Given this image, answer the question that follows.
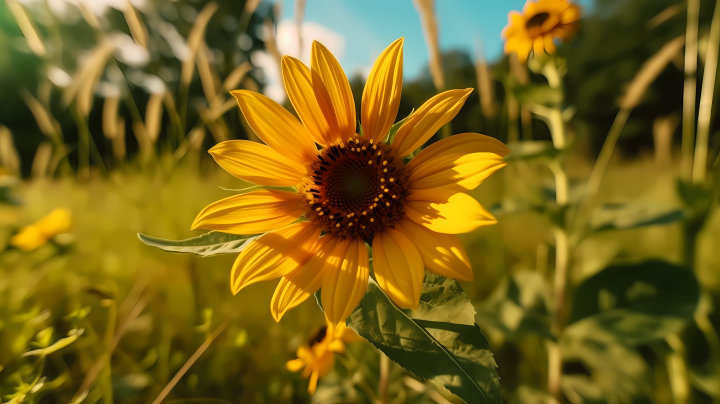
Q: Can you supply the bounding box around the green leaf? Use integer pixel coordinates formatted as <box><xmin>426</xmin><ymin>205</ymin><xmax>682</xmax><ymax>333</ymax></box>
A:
<box><xmin>565</xmin><ymin>260</ymin><xmax>700</xmax><ymax>344</ymax></box>
<box><xmin>588</xmin><ymin>203</ymin><xmax>685</xmax><ymax>233</ymax></box>
<box><xmin>384</xmin><ymin>109</ymin><xmax>414</xmax><ymax>144</ymax></box>
<box><xmin>137</xmin><ymin>231</ymin><xmax>258</xmax><ymax>257</ymax></box>
<box><xmin>475</xmin><ymin>271</ymin><xmax>553</xmax><ymax>340</ymax></box>
<box><xmin>560</xmin><ymin>338</ymin><xmax>652</xmax><ymax>402</ymax></box>
<box><xmin>23</xmin><ymin>328</ymin><xmax>84</xmax><ymax>357</ymax></box>
<box><xmin>347</xmin><ymin>272</ymin><xmax>502</xmax><ymax>404</ymax></box>
<box><xmin>505</xmin><ymin>141</ymin><xmax>559</xmax><ymax>161</ymax></box>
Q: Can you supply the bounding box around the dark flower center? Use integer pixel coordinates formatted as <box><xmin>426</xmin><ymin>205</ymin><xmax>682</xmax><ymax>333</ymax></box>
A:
<box><xmin>526</xmin><ymin>12</ymin><xmax>551</xmax><ymax>29</ymax></box>
<box><xmin>299</xmin><ymin>135</ymin><xmax>409</xmax><ymax>241</ymax></box>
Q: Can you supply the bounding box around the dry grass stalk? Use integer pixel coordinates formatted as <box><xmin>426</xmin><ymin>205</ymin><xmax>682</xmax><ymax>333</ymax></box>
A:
<box><xmin>20</xmin><ymin>89</ymin><xmax>60</xmax><ymax>140</ymax></box>
<box><xmin>189</xmin><ymin>127</ymin><xmax>206</xmax><ymax>151</ymax></box>
<box><xmin>64</xmin><ymin>42</ymin><xmax>116</xmax><ymax>115</ymax></box>
<box><xmin>102</xmin><ymin>96</ymin><xmax>120</xmax><ymax>139</ymax></box>
<box><xmin>681</xmin><ymin>0</ymin><xmax>700</xmax><ymax>180</ymax></box>
<box><xmin>78</xmin><ymin>1</ymin><xmax>101</xmax><ymax>30</ymax></box>
<box><xmin>113</xmin><ymin>119</ymin><xmax>127</xmax><ymax>162</ymax></box>
<box><xmin>132</xmin><ymin>121</ymin><xmax>152</xmax><ymax>153</ymax></box>
<box><xmin>413</xmin><ymin>0</ymin><xmax>444</xmax><ymax>91</ymax></box>
<box><xmin>6</xmin><ymin>0</ymin><xmax>46</xmax><ymax>56</ymax></box>
<box><xmin>222</xmin><ymin>62</ymin><xmax>252</xmax><ymax>93</ymax></box>
<box><xmin>692</xmin><ymin>0</ymin><xmax>720</xmax><ymax>183</ymax></box>
<box><xmin>474</xmin><ymin>47</ymin><xmax>497</xmax><ymax>119</ymax></box>
<box><xmin>145</xmin><ymin>92</ymin><xmax>165</xmax><ymax>143</ymax></box>
<box><xmin>647</xmin><ymin>3</ymin><xmax>685</xmax><ymax>29</ymax></box>
<box><xmin>295</xmin><ymin>0</ymin><xmax>307</xmax><ymax>56</ymax></box>
<box><xmin>196</xmin><ymin>42</ymin><xmax>219</xmax><ymax>104</ymax></box>
<box><xmin>181</xmin><ymin>2</ymin><xmax>219</xmax><ymax>86</ymax></box>
<box><xmin>204</xmin><ymin>99</ymin><xmax>237</xmax><ymax>122</ymax></box>
<box><xmin>244</xmin><ymin>0</ymin><xmax>262</xmax><ymax>15</ymax></box>
<box><xmin>582</xmin><ymin>36</ymin><xmax>687</xmax><ymax>219</ymax></box>
<box><xmin>653</xmin><ymin>114</ymin><xmax>680</xmax><ymax>165</ymax></box>
<box><xmin>263</xmin><ymin>18</ymin><xmax>282</xmax><ymax>71</ymax></box>
<box><xmin>150</xmin><ymin>318</ymin><xmax>230</xmax><ymax>404</ymax></box>
<box><xmin>0</xmin><ymin>126</ymin><xmax>20</xmax><ymax>174</ymax></box>
<box><xmin>203</xmin><ymin>116</ymin><xmax>229</xmax><ymax>143</ymax></box>
<box><xmin>31</xmin><ymin>142</ymin><xmax>52</xmax><ymax>179</ymax></box>
<box><xmin>620</xmin><ymin>35</ymin><xmax>685</xmax><ymax>109</ymax></box>
<box><xmin>123</xmin><ymin>0</ymin><xmax>148</xmax><ymax>48</ymax></box>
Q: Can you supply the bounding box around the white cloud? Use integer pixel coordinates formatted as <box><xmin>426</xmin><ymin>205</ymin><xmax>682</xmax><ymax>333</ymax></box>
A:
<box><xmin>276</xmin><ymin>19</ymin><xmax>345</xmax><ymax>66</ymax></box>
<box><xmin>250</xmin><ymin>51</ymin><xmax>285</xmax><ymax>103</ymax></box>
<box><xmin>251</xmin><ymin>20</ymin><xmax>345</xmax><ymax>103</ymax></box>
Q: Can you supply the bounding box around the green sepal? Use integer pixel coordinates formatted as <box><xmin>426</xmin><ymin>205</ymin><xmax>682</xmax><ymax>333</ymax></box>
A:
<box><xmin>384</xmin><ymin>109</ymin><xmax>414</xmax><ymax>145</ymax></box>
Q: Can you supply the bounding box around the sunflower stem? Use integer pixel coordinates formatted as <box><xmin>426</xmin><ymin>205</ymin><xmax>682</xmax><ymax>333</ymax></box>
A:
<box><xmin>379</xmin><ymin>351</ymin><xmax>390</xmax><ymax>403</ymax></box>
<box><xmin>538</xmin><ymin>56</ymin><xmax>570</xmax><ymax>402</ymax></box>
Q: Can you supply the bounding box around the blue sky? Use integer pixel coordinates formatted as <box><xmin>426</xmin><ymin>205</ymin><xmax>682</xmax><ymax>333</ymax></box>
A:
<box><xmin>279</xmin><ymin>0</ymin><xmax>594</xmax><ymax>80</ymax></box>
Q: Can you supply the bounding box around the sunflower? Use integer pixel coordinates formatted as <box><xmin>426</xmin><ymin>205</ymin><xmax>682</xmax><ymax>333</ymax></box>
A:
<box><xmin>286</xmin><ymin>323</ymin><xmax>360</xmax><ymax>395</ymax></box>
<box><xmin>192</xmin><ymin>38</ymin><xmax>509</xmax><ymax>333</ymax></box>
<box><xmin>11</xmin><ymin>208</ymin><xmax>72</xmax><ymax>252</ymax></box>
<box><xmin>502</xmin><ymin>0</ymin><xmax>581</xmax><ymax>62</ymax></box>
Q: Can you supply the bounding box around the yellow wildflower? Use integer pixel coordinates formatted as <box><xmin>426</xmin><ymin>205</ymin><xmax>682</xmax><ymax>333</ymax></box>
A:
<box><xmin>11</xmin><ymin>208</ymin><xmax>72</xmax><ymax>251</ymax></box>
<box><xmin>503</xmin><ymin>0</ymin><xmax>581</xmax><ymax>62</ymax></box>
<box><xmin>286</xmin><ymin>323</ymin><xmax>359</xmax><ymax>395</ymax></box>
<box><xmin>193</xmin><ymin>38</ymin><xmax>509</xmax><ymax>332</ymax></box>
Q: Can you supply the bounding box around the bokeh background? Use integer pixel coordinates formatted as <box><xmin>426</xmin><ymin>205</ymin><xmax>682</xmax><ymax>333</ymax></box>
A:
<box><xmin>0</xmin><ymin>0</ymin><xmax>719</xmax><ymax>403</ymax></box>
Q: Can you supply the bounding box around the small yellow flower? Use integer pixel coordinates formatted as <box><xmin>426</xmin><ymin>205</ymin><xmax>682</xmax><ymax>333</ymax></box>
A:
<box><xmin>502</xmin><ymin>0</ymin><xmax>581</xmax><ymax>62</ymax></box>
<box><xmin>11</xmin><ymin>208</ymin><xmax>72</xmax><ymax>252</ymax></box>
<box><xmin>286</xmin><ymin>323</ymin><xmax>359</xmax><ymax>395</ymax></box>
<box><xmin>193</xmin><ymin>38</ymin><xmax>509</xmax><ymax>332</ymax></box>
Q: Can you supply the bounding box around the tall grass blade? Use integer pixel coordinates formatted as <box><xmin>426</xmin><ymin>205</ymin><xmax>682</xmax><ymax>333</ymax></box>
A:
<box><xmin>681</xmin><ymin>0</ymin><xmax>700</xmax><ymax>180</ymax></box>
<box><xmin>692</xmin><ymin>0</ymin><xmax>720</xmax><ymax>183</ymax></box>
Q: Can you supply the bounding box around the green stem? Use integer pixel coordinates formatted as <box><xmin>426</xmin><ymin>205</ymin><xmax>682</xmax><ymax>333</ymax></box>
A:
<box><xmin>548</xmin><ymin>226</ymin><xmax>569</xmax><ymax>400</ymax></box>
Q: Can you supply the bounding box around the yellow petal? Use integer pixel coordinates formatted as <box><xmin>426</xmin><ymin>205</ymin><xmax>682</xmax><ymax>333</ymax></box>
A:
<box><xmin>230</xmin><ymin>222</ymin><xmax>323</xmax><ymax>294</ymax></box>
<box><xmin>281</xmin><ymin>56</ymin><xmax>340</xmax><ymax>146</ymax></box>
<box><xmin>327</xmin><ymin>339</ymin><xmax>345</xmax><ymax>353</ymax></box>
<box><xmin>36</xmin><ymin>208</ymin><xmax>72</xmax><ymax>236</ymax></box>
<box><xmin>321</xmin><ymin>237</ymin><xmax>369</xmax><ymax>330</ymax></box>
<box><xmin>10</xmin><ymin>226</ymin><xmax>47</xmax><ymax>252</ymax></box>
<box><xmin>209</xmin><ymin>140</ymin><xmax>306</xmax><ymax>186</ymax></box>
<box><xmin>230</xmin><ymin>90</ymin><xmax>317</xmax><ymax>165</ymax></box>
<box><xmin>533</xmin><ymin>36</ymin><xmax>545</xmax><ymax>56</ymax></box>
<box><xmin>191</xmin><ymin>190</ymin><xmax>304</xmax><ymax>235</ymax></box>
<box><xmin>392</xmin><ymin>89</ymin><xmax>474</xmax><ymax>157</ymax></box>
<box><xmin>270</xmin><ymin>236</ymin><xmax>339</xmax><ymax>322</ymax></box>
<box><xmin>362</xmin><ymin>38</ymin><xmax>404</xmax><ymax>143</ymax></box>
<box><xmin>311</xmin><ymin>41</ymin><xmax>356</xmax><ymax>140</ymax></box>
<box><xmin>308</xmin><ymin>371</ymin><xmax>319</xmax><ymax>395</ymax></box>
<box><xmin>394</xmin><ymin>218</ymin><xmax>473</xmax><ymax>281</ymax></box>
<box><xmin>405</xmin><ymin>188</ymin><xmax>496</xmax><ymax>234</ymax></box>
<box><xmin>561</xmin><ymin>4</ymin><xmax>581</xmax><ymax>24</ymax></box>
<box><xmin>286</xmin><ymin>358</ymin><xmax>306</xmax><ymax>372</ymax></box>
<box><xmin>372</xmin><ymin>229</ymin><xmax>425</xmax><ymax>309</ymax></box>
<box><xmin>543</xmin><ymin>35</ymin><xmax>557</xmax><ymax>55</ymax></box>
<box><xmin>407</xmin><ymin>133</ymin><xmax>509</xmax><ymax>192</ymax></box>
